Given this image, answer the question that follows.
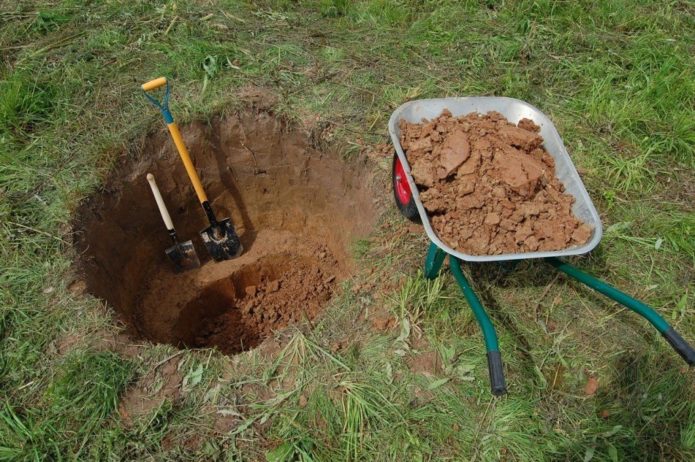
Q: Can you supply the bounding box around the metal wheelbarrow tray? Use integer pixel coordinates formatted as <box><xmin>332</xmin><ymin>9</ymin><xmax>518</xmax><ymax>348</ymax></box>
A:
<box><xmin>388</xmin><ymin>97</ymin><xmax>695</xmax><ymax>395</ymax></box>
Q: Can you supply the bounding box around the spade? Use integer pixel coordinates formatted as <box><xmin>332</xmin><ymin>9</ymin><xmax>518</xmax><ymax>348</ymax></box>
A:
<box><xmin>146</xmin><ymin>173</ymin><xmax>201</xmax><ymax>271</ymax></box>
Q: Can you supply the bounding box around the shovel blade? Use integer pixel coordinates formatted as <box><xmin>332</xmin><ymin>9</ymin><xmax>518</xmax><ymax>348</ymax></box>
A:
<box><xmin>165</xmin><ymin>240</ymin><xmax>201</xmax><ymax>272</ymax></box>
<box><xmin>200</xmin><ymin>218</ymin><xmax>243</xmax><ymax>261</ymax></box>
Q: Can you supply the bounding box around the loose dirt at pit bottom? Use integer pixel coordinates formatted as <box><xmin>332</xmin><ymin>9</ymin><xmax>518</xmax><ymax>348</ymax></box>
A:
<box><xmin>177</xmin><ymin>251</ymin><xmax>337</xmax><ymax>354</ymax></box>
<box><xmin>400</xmin><ymin>110</ymin><xmax>592</xmax><ymax>255</ymax></box>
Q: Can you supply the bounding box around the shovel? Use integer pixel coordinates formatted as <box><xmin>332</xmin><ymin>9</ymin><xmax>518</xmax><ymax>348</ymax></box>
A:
<box><xmin>146</xmin><ymin>173</ymin><xmax>201</xmax><ymax>271</ymax></box>
<box><xmin>142</xmin><ymin>77</ymin><xmax>243</xmax><ymax>261</ymax></box>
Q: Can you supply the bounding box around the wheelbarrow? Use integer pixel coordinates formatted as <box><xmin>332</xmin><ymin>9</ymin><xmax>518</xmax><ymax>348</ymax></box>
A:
<box><xmin>389</xmin><ymin>97</ymin><xmax>695</xmax><ymax>396</ymax></box>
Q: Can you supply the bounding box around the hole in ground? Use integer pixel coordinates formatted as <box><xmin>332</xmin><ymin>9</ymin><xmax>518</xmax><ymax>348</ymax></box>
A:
<box><xmin>74</xmin><ymin>110</ymin><xmax>379</xmax><ymax>354</ymax></box>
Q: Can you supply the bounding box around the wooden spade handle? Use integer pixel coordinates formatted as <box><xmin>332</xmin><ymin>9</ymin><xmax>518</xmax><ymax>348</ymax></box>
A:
<box><xmin>146</xmin><ymin>173</ymin><xmax>175</xmax><ymax>231</ymax></box>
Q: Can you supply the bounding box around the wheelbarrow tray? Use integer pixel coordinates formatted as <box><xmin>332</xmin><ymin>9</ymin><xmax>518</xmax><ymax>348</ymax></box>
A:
<box><xmin>388</xmin><ymin>97</ymin><xmax>603</xmax><ymax>262</ymax></box>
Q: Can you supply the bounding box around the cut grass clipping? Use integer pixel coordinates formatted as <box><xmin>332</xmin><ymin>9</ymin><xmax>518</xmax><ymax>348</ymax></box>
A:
<box><xmin>1</xmin><ymin>1</ymin><xmax>694</xmax><ymax>461</ymax></box>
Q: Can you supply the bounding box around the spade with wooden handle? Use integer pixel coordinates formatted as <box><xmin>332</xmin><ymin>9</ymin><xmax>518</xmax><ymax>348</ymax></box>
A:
<box><xmin>146</xmin><ymin>173</ymin><xmax>201</xmax><ymax>272</ymax></box>
<box><xmin>142</xmin><ymin>77</ymin><xmax>242</xmax><ymax>261</ymax></box>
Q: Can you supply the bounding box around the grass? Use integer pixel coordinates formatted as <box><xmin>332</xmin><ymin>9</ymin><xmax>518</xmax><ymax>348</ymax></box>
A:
<box><xmin>1</xmin><ymin>0</ymin><xmax>694</xmax><ymax>460</ymax></box>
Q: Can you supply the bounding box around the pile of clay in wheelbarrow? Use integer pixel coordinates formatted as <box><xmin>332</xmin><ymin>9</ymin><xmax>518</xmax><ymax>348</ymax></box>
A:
<box><xmin>399</xmin><ymin>110</ymin><xmax>593</xmax><ymax>255</ymax></box>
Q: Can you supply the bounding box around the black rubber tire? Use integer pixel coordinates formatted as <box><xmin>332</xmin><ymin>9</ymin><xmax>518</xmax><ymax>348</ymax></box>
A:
<box><xmin>392</xmin><ymin>153</ymin><xmax>421</xmax><ymax>223</ymax></box>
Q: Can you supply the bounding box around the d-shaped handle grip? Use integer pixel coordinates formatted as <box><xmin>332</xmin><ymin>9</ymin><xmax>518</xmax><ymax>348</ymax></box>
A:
<box><xmin>142</xmin><ymin>77</ymin><xmax>167</xmax><ymax>91</ymax></box>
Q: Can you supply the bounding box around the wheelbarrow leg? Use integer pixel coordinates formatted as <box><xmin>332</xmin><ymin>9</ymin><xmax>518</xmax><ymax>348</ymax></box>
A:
<box><xmin>424</xmin><ymin>243</ymin><xmax>446</xmax><ymax>279</ymax></box>
<box><xmin>546</xmin><ymin>257</ymin><xmax>695</xmax><ymax>366</ymax></box>
<box><xmin>450</xmin><ymin>257</ymin><xmax>507</xmax><ymax>396</ymax></box>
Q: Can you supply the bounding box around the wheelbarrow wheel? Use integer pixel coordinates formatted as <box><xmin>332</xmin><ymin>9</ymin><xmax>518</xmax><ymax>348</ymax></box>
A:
<box><xmin>392</xmin><ymin>153</ymin><xmax>420</xmax><ymax>223</ymax></box>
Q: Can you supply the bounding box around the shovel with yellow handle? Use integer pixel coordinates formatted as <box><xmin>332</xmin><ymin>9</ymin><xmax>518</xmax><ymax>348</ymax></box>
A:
<box><xmin>142</xmin><ymin>77</ymin><xmax>242</xmax><ymax>261</ymax></box>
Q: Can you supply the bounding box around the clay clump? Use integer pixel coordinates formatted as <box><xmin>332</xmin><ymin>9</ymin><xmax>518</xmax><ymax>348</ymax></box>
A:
<box><xmin>185</xmin><ymin>253</ymin><xmax>336</xmax><ymax>354</ymax></box>
<box><xmin>399</xmin><ymin>110</ymin><xmax>592</xmax><ymax>255</ymax></box>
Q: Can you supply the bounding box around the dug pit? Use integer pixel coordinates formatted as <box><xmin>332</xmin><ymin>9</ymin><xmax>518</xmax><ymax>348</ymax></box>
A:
<box><xmin>74</xmin><ymin>111</ymin><xmax>378</xmax><ymax>354</ymax></box>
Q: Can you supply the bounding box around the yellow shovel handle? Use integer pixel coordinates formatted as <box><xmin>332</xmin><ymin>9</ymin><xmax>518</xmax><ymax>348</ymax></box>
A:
<box><xmin>141</xmin><ymin>77</ymin><xmax>208</xmax><ymax>205</ymax></box>
<box><xmin>166</xmin><ymin>122</ymin><xmax>208</xmax><ymax>204</ymax></box>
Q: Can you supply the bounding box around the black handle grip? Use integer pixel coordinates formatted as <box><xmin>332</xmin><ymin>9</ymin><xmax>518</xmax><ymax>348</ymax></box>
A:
<box><xmin>486</xmin><ymin>351</ymin><xmax>507</xmax><ymax>396</ymax></box>
<box><xmin>662</xmin><ymin>327</ymin><xmax>695</xmax><ymax>366</ymax></box>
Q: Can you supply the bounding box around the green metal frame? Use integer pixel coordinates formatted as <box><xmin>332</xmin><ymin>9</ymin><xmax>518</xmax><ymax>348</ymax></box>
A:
<box><xmin>424</xmin><ymin>243</ymin><xmax>446</xmax><ymax>279</ymax></box>
<box><xmin>424</xmin><ymin>243</ymin><xmax>500</xmax><ymax>353</ymax></box>
<box><xmin>422</xmin><ymin>243</ymin><xmax>694</xmax><ymax>396</ymax></box>
<box><xmin>546</xmin><ymin>258</ymin><xmax>668</xmax><ymax>332</ymax></box>
<box><xmin>449</xmin><ymin>258</ymin><xmax>499</xmax><ymax>352</ymax></box>
<box><xmin>424</xmin><ymin>243</ymin><xmax>507</xmax><ymax>395</ymax></box>
<box><xmin>546</xmin><ymin>257</ymin><xmax>694</xmax><ymax>365</ymax></box>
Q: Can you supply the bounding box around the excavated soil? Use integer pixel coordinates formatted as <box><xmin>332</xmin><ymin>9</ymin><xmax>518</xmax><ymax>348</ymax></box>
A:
<box><xmin>74</xmin><ymin>110</ymin><xmax>378</xmax><ymax>354</ymax></box>
<box><xmin>175</xmin><ymin>252</ymin><xmax>336</xmax><ymax>354</ymax></box>
<box><xmin>400</xmin><ymin>110</ymin><xmax>592</xmax><ymax>255</ymax></box>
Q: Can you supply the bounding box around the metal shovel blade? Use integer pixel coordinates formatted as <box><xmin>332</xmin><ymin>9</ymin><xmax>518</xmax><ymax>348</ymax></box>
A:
<box><xmin>200</xmin><ymin>218</ymin><xmax>243</xmax><ymax>261</ymax></box>
<box><xmin>165</xmin><ymin>240</ymin><xmax>201</xmax><ymax>272</ymax></box>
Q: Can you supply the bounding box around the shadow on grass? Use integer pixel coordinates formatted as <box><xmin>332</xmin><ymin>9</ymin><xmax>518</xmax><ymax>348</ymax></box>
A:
<box><xmin>465</xmin><ymin>245</ymin><xmax>611</xmax><ymax>290</ymax></box>
<box><xmin>469</xmin><ymin>271</ymin><xmax>540</xmax><ymax>386</ymax></box>
<box><xmin>465</xmin><ymin>246</ymin><xmax>669</xmax><ymax>349</ymax></box>
<box><xmin>456</xmin><ymin>246</ymin><xmax>678</xmax><ymax>390</ymax></box>
<box><xmin>550</xmin><ymin>352</ymin><xmax>695</xmax><ymax>461</ymax></box>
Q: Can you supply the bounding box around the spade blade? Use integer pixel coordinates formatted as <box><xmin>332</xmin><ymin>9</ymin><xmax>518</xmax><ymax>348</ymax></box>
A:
<box><xmin>165</xmin><ymin>240</ymin><xmax>201</xmax><ymax>272</ymax></box>
<box><xmin>200</xmin><ymin>218</ymin><xmax>243</xmax><ymax>261</ymax></box>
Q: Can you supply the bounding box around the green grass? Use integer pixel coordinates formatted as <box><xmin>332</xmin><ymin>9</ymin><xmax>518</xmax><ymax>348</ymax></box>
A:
<box><xmin>1</xmin><ymin>351</ymin><xmax>134</xmax><ymax>460</ymax></box>
<box><xmin>1</xmin><ymin>0</ymin><xmax>694</xmax><ymax>460</ymax></box>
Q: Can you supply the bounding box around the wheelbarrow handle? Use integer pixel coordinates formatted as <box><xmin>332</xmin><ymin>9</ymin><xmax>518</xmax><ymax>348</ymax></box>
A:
<box><xmin>662</xmin><ymin>328</ymin><xmax>695</xmax><ymax>366</ymax></box>
<box><xmin>486</xmin><ymin>351</ymin><xmax>506</xmax><ymax>396</ymax></box>
<box><xmin>547</xmin><ymin>257</ymin><xmax>695</xmax><ymax>366</ymax></box>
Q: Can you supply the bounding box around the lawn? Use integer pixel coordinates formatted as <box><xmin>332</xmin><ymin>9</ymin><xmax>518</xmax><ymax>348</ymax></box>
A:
<box><xmin>1</xmin><ymin>1</ymin><xmax>694</xmax><ymax>460</ymax></box>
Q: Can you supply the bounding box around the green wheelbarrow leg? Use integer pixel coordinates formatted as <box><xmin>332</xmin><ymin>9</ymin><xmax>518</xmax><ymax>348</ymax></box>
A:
<box><xmin>450</xmin><ymin>257</ymin><xmax>507</xmax><ymax>396</ymax></box>
<box><xmin>547</xmin><ymin>257</ymin><xmax>695</xmax><ymax>366</ymax></box>
<box><xmin>424</xmin><ymin>243</ymin><xmax>446</xmax><ymax>279</ymax></box>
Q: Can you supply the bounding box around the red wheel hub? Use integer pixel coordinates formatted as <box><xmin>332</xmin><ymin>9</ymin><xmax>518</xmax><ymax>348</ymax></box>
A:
<box><xmin>394</xmin><ymin>156</ymin><xmax>413</xmax><ymax>204</ymax></box>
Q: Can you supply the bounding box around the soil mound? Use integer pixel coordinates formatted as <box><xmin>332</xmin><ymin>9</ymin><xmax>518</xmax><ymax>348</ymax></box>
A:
<box><xmin>74</xmin><ymin>111</ymin><xmax>379</xmax><ymax>354</ymax></box>
<box><xmin>399</xmin><ymin>110</ymin><xmax>592</xmax><ymax>255</ymax></box>
<box><xmin>177</xmin><ymin>253</ymin><xmax>335</xmax><ymax>354</ymax></box>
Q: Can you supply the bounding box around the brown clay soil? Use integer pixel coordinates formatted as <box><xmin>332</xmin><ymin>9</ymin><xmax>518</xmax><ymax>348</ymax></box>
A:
<box><xmin>400</xmin><ymin>110</ymin><xmax>592</xmax><ymax>255</ymax></box>
<box><xmin>74</xmin><ymin>109</ymin><xmax>379</xmax><ymax>354</ymax></box>
<box><xmin>176</xmin><ymin>252</ymin><xmax>337</xmax><ymax>354</ymax></box>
